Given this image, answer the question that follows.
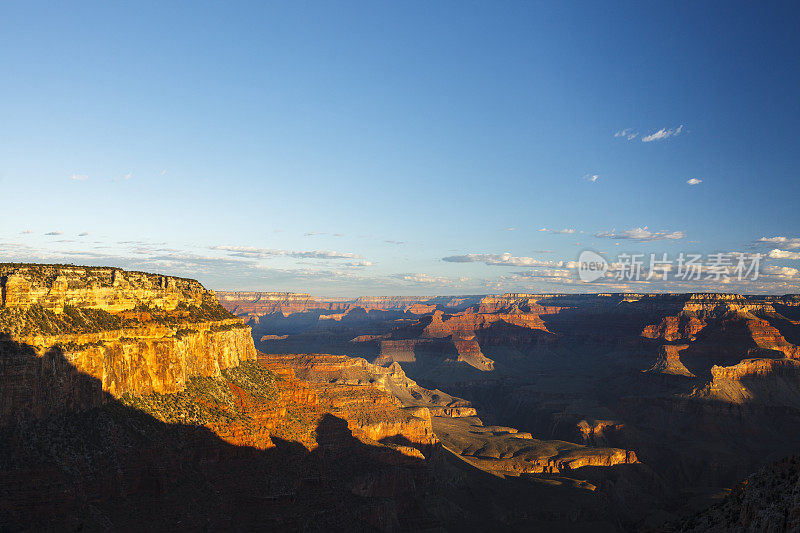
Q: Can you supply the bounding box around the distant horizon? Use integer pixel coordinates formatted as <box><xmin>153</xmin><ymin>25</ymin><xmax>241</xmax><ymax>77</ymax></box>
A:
<box><xmin>215</xmin><ymin>289</ymin><xmax>800</xmax><ymax>298</ymax></box>
<box><xmin>5</xmin><ymin>260</ymin><xmax>800</xmax><ymax>297</ymax></box>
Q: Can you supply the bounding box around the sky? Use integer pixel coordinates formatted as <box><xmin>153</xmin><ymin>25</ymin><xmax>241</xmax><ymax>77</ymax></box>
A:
<box><xmin>1</xmin><ymin>1</ymin><xmax>799</xmax><ymax>296</ymax></box>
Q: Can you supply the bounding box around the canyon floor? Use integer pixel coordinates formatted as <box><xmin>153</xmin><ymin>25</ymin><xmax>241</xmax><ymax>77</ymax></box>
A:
<box><xmin>1</xmin><ymin>265</ymin><xmax>799</xmax><ymax>531</ymax></box>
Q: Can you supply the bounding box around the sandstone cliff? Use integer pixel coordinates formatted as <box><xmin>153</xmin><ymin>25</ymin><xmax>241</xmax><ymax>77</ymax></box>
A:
<box><xmin>1</xmin><ymin>263</ymin><xmax>211</xmax><ymax>313</ymax></box>
<box><xmin>0</xmin><ymin>264</ymin><xmax>256</xmax><ymax>423</ymax></box>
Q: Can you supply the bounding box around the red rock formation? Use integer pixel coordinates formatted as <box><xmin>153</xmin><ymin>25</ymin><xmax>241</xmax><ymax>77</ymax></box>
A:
<box><xmin>642</xmin><ymin>315</ymin><xmax>707</xmax><ymax>341</ymax></box>
<box><xmin>421</xmin><ymin>309</ymin><xmax>550</xmax><ymax>339</ymax></box>
<box><xmin>576</xmin><ymin>419</ymin><xmax>626</xmax><ymax>447</ymax></box>
<box><xmin>646</xmin><ymin>344</ymin><xmax>695</xmax><ymax>377</ymax></box>
<box><xmin>452</xmin><ymin>337</ymin><xmax>494</xmax><ymax>371</ymax></box>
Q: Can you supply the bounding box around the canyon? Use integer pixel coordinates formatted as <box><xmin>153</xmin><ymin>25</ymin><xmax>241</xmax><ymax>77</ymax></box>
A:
<box><xmin>0</xmin><ymin>265</ymin><xmax>643</xmax><ymax>531</ymax></box>
<box><xmin>2</xmin><ymin>267</ymin><xmax>799</xmax><ymax>531</ymax></box>
<box><xmin>223</xmin><ymin>289</ymin><xmax>800</xmax><ymax>529</ymax></box>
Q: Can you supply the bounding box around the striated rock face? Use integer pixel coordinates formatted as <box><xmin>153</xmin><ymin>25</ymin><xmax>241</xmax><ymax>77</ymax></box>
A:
<box><xmin>744</xmin><ymin>317</ymin><xmax>800</xmax><ymax>359</ymax></box>
<box><xmin>1</xmin><ymin>264</ymin><xmax>210</xmax><ymax>313</ymax></box>
<box><xmin>691</xmin><ymin>358</ymin><xmax>800</xmax><ymax>406</ymax></box>
<box><xmin>0</xmin><ymin>321</ymin><xmax>257</xmax><ymax>423</ymax></box>
<box><xmin>642</xmin><ymin>315</ymin><xmax>707</xmax><ymax>342</ymax></box>
<box><xmin>0</xmin><ymin>264</ymin><xmax>256</xmax><ymax>423</ymax></box>
<box><xmin>257</xmin><ymin>353</ymin><xmax>441</xmax><ymax>451</ymax></box>
<box><xmin>421</xmin><ymin>309</ymin><xmax>549</xmax><ymax>339</ymax></box>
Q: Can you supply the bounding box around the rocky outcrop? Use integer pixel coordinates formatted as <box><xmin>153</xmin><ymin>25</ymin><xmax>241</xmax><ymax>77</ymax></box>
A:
<box><xmin>422</xmin><ymin>309</ymin><xmax>550</xmax><ymax>338</ymax></box>
<box><xmin>647</xmin><ymin>345</ymin><xmax>696</xmax><ymax>377</ymax></box>
<box><xmin>744</xmin><ymin>317</ymin><xmax>800</xmax><ymax>358</ymax></box>
<box><xmin>0</xmin><ymin>264</ymin><xmax>256</xmax><ymax>423</ymax></box>
<box><xmin>681</xmin><ymin>293</ymin><xmax>776</xmax><ymax>314</ymax></box>
<box><xmin>691</xmin><ymin>358</ymin><xmax>800</xmax><ymax>406</ymax></box>
<box><xmin>642</xmin><ymin>315</ymin><xmax>707</xmax><ymax>342</ymax></box>
<box><xmin>642</xmin><ymin>305</ymin><xmax>800</xmax><ymax>363</ymax></box>
<box><xmin>258</xmin><ymin>354</ymin><xmax>441</xmax><ymax>451</ymax></box>
<box><xmin>1</xmin><ymin>320</ymin><xmax>256</xmax><ymax>417</ymax></box>
<box><xmin>452</xmin><ymin>337</ymin><xmax>494</xmax><ymax>371</ymax></box>
<box><xmin>366</xmin><ymin>308</ymin><xmax>555</xmax><ymax>371</ymax></box>
<box><xmin>257</xmin><ymin>353</ymin><xmax>474</xmax><ymax>414</ymax></box>
<box><xmin>433</xmin><ymin>415</ymin><xmax>637</xmax><ymax>475</ymax></box>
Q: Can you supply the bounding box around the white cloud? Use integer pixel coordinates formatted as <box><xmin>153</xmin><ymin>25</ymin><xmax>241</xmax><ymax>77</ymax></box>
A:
<box><xmin>392</xmin><ymin>273</ymin><xmax>461</xmax><ymax>285</ymax></box>
<box><xmin>759</xmin><ymin>236</ymin><xmax>800</xmax><ymax>249</ymax></box>
<box><xmin>512</xmin><ymin>269</ymin><xmax>572</xmax><ymax>279</ymax></box>
<box><xmin>595</xmin><ymin>226</ymin><xmax>685</xmax><ymax>241</ymax></box>
<box><xmin>343</xmin><ymin>261</ymin><xmax>373</xmax><ymax>268</ymax></box>
<box><xmin>642</xmin><ymin>124</ymin><xmax>683</xmax><ymax>142</ymax></box>
<box><xmin>212</xmin><ymin>245</ymin><xmax>363</xmax><ymax>260</ymax></box>
<box><xmin>538</xmin><ymin>228</ymin><xmax>576</xmax><ymax>234</ymax></box>
<box><xmin>70</xmin><ymin>174</ymin><xmax>88</xmax><ymax>181</ymax></box>
<box><xmin>763</xmin><ymin>265</ymin><xmax>800</xmax><ymax>279</ymax></box>
<box><xmin>686</xmin><ymin>178</ymin><xmax>702</xmax><ymax>185</ymax></box>
<box><xmin>614</xmin><ymin>128</ymin><xmax>639</xmax><ymax>140</ymax></box>
<box><xmin>768</xmin><ymin>249</ymin><xmax>800</xmax><ymax>260</ymax></box>
<box><xmin>442</xmin><ymin>253</ymin><xmax>564</xmax><ymax>267</ymax></box>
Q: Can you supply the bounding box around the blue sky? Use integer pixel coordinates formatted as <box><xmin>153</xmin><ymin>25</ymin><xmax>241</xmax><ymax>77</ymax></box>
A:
<box><xmin>1</xmin><ymin>1</ymin><xmax>799</xmax><ymax>295</ymax></box>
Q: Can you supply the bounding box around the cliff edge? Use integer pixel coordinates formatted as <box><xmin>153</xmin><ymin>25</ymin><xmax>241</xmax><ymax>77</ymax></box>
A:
<box><xmin>0</xmin><ymin>264</ymin><xmax>256</xmax><ymax>423</ymax></box>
